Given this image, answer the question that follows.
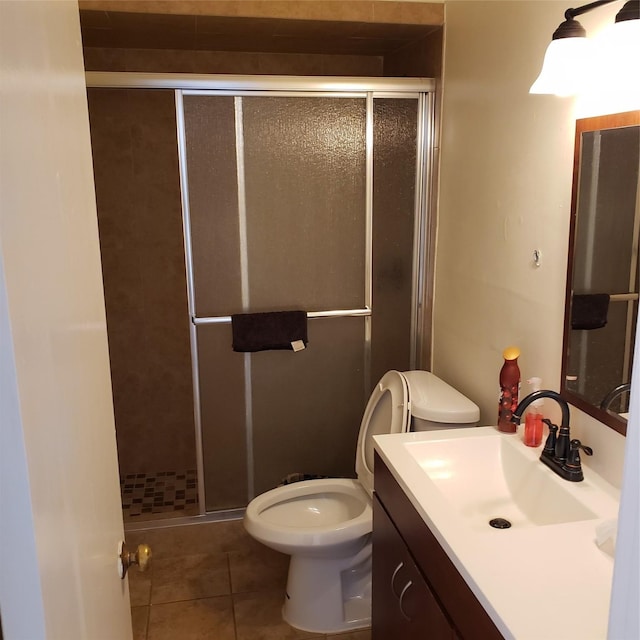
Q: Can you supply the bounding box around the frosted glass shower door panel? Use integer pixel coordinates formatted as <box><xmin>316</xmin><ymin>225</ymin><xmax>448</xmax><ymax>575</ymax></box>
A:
<box><xmin>241</xmin><ymin>97</ymin><xmax>367</xmax><ymax>311</ymax></box>
<box><xmin>371</xmin><ymin>98</ymin><xmax>419</xmax><ymax>385</ymax></box>
<box><xmin>180</xmin><ymin>91</ymin><xmax>428</xmax><ymax>511</ymax></box>
<box><xmin>182</xmin><ymin>95</ymin><xmax>243</xmax><ymax>317</ymax></box>
<box><xmin>196</xmin><ymin>323</ymin><xmax>248</xmax><ymax>511</ymax></box>
<box><xmin>251</xmin><ymin>317</ymin><xmax>367</xmax><ymax>495</ymax></box>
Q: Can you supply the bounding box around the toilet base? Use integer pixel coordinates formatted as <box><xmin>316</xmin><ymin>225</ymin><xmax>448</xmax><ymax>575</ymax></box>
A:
<box><xmin>282</xmin><ymin>538</ymin><xmax>372</xmax><ymax>634</ymax></box>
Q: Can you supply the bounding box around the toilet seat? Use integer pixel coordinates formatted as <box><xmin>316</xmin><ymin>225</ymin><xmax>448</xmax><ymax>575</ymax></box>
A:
<box><xmin>355</xmin><ymin>370</ymin><xmax>411</xmax><ymax>496</ymax></box>
<box><xmin>244</xmin><ymin>478</ymin><xmax>371</xmax><ymax>553</ymax></box>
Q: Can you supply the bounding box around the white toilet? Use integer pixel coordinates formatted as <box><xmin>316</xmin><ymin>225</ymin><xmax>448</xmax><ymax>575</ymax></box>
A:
<box><xmin>243</xmin><ymin>370</ymin><xmax>479</xmax><ymax>634</ymax></box>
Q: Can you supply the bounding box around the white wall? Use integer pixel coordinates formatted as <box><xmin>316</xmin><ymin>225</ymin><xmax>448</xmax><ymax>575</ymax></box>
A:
<box><xmin>436</xmin><ymin>0</ymin><xmax>574</xmax><ymax>422</ymax></box>
<box><xmin>436</xmin><ymin>2</ymin><xmax>638</xmax><ymax>637</ymax></box>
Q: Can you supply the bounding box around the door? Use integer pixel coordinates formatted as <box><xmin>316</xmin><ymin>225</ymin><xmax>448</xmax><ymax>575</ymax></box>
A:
<box><xmin>179</xmin><ymin>91</ymin><xmax>425</xmax><ymax>510</ymax></box>
<box><xmin>0</xmin><ymin>2</ymin><xmax>131</xmax><ymax>638</ymax></box>
<box><xmin>372</xmin><ymin>497</ymin><xmax>455</xmax><ymax>640</ymax></box>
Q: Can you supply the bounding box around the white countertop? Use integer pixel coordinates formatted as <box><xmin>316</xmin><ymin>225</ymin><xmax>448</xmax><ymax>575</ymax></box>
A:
<box><xmin>374</xmin><ymin>427</ymin><xmax>620</xmax><ymax>640</ymax></box>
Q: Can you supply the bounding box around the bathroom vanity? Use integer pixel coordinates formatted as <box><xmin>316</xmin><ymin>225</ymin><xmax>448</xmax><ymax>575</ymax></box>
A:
<box><xmin>373</xmin><ymin>452</ymin><xmax>501</xmax><ymax>639</ymax></box>
<box><xmin>373</xmin><ymin>428</ymin><xmax>620</xmax><ymax>639</ymax></box>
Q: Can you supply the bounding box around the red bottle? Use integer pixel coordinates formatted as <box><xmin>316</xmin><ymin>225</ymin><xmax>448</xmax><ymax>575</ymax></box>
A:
<box><xmin>498</xmin><ymin>346</ymin><xmax>520</xmax><ymax>433</ymax></box>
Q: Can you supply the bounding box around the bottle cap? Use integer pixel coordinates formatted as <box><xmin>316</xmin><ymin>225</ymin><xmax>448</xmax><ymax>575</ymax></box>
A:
<box><xmin>503</xmin><ymin>346</ymin><xmax>520</xmax><ymax>360</ymax></box>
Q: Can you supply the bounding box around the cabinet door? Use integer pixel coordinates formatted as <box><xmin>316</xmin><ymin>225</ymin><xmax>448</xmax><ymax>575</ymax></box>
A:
<box><xmin>373</xmin><ymin>496</ymin><xmax>455</xmax><ymax>640</ymax></box>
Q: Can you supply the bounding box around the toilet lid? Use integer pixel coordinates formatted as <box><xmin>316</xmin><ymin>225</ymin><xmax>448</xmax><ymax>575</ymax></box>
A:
<box><xmin>355</xmin><ymin>370</ymin><xmax>410</xmax><ymax>496</ymax></box>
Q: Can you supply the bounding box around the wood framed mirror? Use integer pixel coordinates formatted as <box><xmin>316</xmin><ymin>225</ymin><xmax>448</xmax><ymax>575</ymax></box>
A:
<box><xmin>561</xmin><ymin>110</ymin><xmax>640</xmax><ymax>436</ymax></box>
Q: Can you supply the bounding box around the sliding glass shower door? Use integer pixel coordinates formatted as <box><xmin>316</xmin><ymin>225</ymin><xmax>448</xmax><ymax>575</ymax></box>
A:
<box><xmin>179</xmin><ymin>89</ymin><xmax>428</xmax><ymax>512</ymax></box>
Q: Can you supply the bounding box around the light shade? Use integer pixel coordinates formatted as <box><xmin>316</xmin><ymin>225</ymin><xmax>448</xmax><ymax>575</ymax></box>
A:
<box><xmin>592</xmin><ymin>19</ymin><xmax>640</xmax><ymax>95</ymax></box>
<box><xmin>529</xmin><ymin>37</ymin><xmax>593</xmax><ymax>96</ymax></box>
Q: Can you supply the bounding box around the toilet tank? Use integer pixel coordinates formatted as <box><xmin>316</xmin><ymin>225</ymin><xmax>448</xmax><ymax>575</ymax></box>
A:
<box><xmin>403</xmin><ymin>371</ymin><xmax>480</xmax><ymax>431</ymax></box>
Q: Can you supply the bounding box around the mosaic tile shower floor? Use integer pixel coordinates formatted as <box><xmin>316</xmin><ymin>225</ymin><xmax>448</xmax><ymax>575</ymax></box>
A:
<box><xmin>120</xmin><ymin>470</ymin><xmax>199</xmax><ymax>521</ymax></box>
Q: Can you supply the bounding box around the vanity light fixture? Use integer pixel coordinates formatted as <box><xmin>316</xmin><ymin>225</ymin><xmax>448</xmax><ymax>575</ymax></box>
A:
<box><xmin>530</xmin><ymin>0</ymin><xmax>640</xmax><ymax>96</ymax></box>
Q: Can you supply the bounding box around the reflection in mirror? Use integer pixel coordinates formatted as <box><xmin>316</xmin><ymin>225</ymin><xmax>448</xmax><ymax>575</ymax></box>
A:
<box><xmin>561</xmin><ymin>111</ymin><xmax>640</xmax><ymax>436</ymax></box>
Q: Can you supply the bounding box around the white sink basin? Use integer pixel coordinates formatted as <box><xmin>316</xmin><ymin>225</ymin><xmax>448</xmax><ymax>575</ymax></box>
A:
<box><xmin>373</xmin><ymin>427</ymin><xmax>621</xmax><ymax>640</ymax></box>
<box><xmin>404</xmin><ymin>433</ymin><xmax>597</xmax><ymax>528</ymax></box>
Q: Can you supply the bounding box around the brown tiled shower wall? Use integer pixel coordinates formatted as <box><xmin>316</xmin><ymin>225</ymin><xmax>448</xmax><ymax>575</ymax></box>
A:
<box><xmin>80</xmin><ymin>2</ymin><xmax>443</xmax><ymax>78</ymax></box>
<box><xmin>84</xmin><ymin>47</ymin><xmax>386</xmax><ymax>76</ymax></box>
<box><xmin>83</xmin><ymin>39</ymin><xmax>442</xmax><ymax>79</ymax></box>
<box><xmin>88</xmin><ymin>88</ymin><xmax>197</xmax><ymax>479</ymax></box>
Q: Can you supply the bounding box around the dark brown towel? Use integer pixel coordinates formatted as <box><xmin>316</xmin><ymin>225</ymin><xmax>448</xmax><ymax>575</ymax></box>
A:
<box><xmin>231</xmin><ymin>310</ymin><xmax>308</xmax><ymax>352</ymax></box>
<box><xmin>571</xmin><ymin>294</ymin><xmax>610</xmax><ymax>330</ymax></box>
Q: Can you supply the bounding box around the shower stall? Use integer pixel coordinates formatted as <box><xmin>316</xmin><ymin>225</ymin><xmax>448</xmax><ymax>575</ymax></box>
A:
<box><xmin>86</xmin><ymin>73</ymin><xmax>436</xmax><ymax>523</ymax></box>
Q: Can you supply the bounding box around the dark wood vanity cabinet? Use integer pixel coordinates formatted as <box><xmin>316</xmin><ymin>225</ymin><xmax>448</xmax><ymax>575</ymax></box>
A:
<box><xmin>373</xmin><ymin>493</ymin><xmax>455</xmax><ymax>639</ymax></box>
<box><xmin>372</xmin><ymin>452</ymin><xmax>503</xmax><ymax>640</ymax></box>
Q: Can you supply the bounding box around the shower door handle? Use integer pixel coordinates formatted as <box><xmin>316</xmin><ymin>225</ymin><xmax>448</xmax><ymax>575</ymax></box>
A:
<box><xmin>118</xmin><ymin>541</ymin><xmax>152</xmax><ymax>579</ymax></box>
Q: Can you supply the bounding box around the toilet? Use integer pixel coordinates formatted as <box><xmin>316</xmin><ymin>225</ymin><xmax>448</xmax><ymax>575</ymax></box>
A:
<box><xmin>243</xmin><ymin>370</ymin><xmax>480</xmax><ymax>634</ymax></box>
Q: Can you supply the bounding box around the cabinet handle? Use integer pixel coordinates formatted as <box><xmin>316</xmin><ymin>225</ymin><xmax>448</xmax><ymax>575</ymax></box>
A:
<box><xmin>391</xmin><ymin>562</ymin><xmax>404</xmax><ymax>597</ymax></box>
<box><xmin>398</xmin><ymin>580</ymin><xmax>413</xmax><ymax>621</ymax></box>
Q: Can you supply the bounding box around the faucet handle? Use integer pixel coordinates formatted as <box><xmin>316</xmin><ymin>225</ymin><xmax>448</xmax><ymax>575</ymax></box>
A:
<box><xmin>570</xmin><ymin>439</ymin><xmax>593</xmax><ymax>456</ymax></box>
<box><xmin>565</xmin><ymin>438</ymin><xmax>593</xmax><ymax>472</ymax></box>
<box><xmin>541</xmin><ymin>419</ymin><xmax>558</xmax><ymax>456</ymax></box>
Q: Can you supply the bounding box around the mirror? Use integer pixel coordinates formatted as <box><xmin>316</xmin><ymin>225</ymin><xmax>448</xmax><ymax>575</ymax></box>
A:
<box><xmin>561</xmin><ymin>110</ymin><xmax>640</xmax><ymax>436</ymax></box>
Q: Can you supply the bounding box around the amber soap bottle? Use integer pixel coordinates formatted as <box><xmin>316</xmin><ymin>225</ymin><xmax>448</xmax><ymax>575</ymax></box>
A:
<box><xmin>498</xmin><ymin>346</ymin><xmax>521</xmax><ymax>433</ymax></box>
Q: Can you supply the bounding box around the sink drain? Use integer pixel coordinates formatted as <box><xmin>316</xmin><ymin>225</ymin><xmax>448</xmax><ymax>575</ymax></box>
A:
<box><xmin>489</xmin><ymin>517</ymin><xmax>512</xmax><ymax>529</ymax></box>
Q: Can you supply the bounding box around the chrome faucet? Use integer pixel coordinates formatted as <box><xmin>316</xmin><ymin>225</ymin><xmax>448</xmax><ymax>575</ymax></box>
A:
<box><xmin>511</xmin><ymin>390</ymin><xmax>593</xmax><ymax>482</ymax></box>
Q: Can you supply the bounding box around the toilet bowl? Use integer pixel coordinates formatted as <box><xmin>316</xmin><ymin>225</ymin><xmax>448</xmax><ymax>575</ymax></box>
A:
<box><xmin>243</xmin><ymin>369</ymin><xmax>479</xmax><ymax>634</ymax></box>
